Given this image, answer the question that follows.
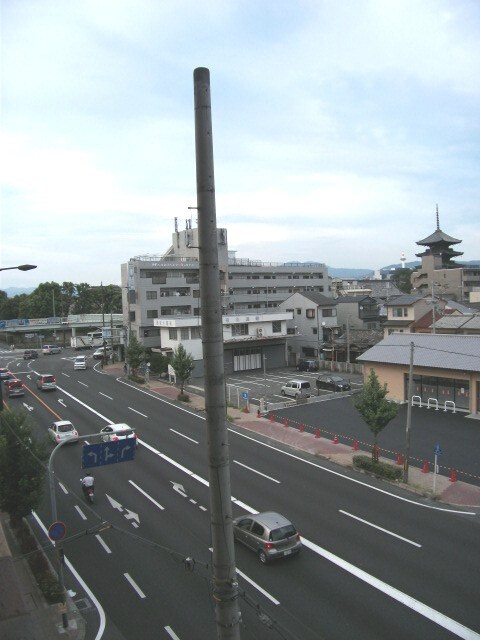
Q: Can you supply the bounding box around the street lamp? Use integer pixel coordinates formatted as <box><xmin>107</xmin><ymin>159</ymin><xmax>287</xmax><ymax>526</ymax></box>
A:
<box><xmin>0</xmin><ymin>264</ymin><xmax>37</xmax><ymax>272</ymax></box>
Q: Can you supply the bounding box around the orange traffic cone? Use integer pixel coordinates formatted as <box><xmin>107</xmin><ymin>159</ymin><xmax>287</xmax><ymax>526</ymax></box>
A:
<box><xmin>244</xmin><ymin>404</ymin><xmax>249</xmax><ymax>414</ymax></box>
<box><xmin>422</xmin><ymin>460</ymin><xmax>428</xmax><ymax>473</ymax></box>
<box><xmin>299</xmin><ymin>423</ymin><xmax>304</xmax><ymax>433</ymax></box>
<box><xmin>333</xmin><ymin>435</ymin><xmax>338</xmax><ymax>444</ymax></box>
<box><xmin>397</xmin><ymin>453</ymin><xmax>402</xmax><ymax>465</ymax></box>
<box><xmin>257</xmin><ymin>409</ymin><xmax>261</xmax><ymax>418</ymax></box>
<box><xmin>353</xmin><ymin>440</ymin><xmax>358</xmax><ymax>451</ymax></box>
<box><xmin>269</xmin><ymin>413</ymin><xmax>274</xmax><ymax>423</ymax></box>
<box><xmin>450</xmin><ymin>468</ymin><xmax>457</xmax><ymax>482</ymax></box>
<box><xmin>284</xmin><ymin>418</ymin><xmax>288</xmax><ymax>428</ymax></box>
<box><xmin>315</xmin><ymin>428</ymin><xmax>319</xmax><ymax>439</ymax></box>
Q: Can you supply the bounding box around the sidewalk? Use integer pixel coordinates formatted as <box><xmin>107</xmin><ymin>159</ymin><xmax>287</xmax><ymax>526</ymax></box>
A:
<box><xmin>106</xmin><ymin>364</ymin><xmax>480</xmax><ymax>509</ymax></box>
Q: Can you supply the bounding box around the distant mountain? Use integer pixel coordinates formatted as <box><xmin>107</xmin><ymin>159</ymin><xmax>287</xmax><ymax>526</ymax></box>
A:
<box><xmin>2</xmin><ymin>287</ymin><xmax>35</xmax><ymax>297</ymax></box>
<box><xmin>327</xmin><ymin>267</ymin><xmax>374</xmax><ymax>278</ymax></box>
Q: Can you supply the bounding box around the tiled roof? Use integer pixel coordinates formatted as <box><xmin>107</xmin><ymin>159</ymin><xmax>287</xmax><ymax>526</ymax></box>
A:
<box><xmin>434</xmin><ymin>316</ymin><xmax>470</xmax><ymax>329</ymax></box>
<box><xmin>297</xmin><ymin>292</ymin><xmax>337</xmax><ymax>306</ymax></box>
<box><xmin>384</xmin><ymin>294</ymin><xmax>424</xmax><ymax>306</ymax></box>
<box><xmin>358</xmin><ymin>333</ymin><xmax>480</xmax><ymax>372</ymax></box>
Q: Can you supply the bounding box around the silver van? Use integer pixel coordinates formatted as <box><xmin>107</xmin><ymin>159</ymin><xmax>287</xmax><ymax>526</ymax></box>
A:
<box><xmin>280</xmin><ymin>379</ymin><xmax>311</xmax><ymax>399</ymax></box>
<box><xmin>36</xmin><ymin>374</ymin><xmax>57</xmax><ymax>391</ymax></box>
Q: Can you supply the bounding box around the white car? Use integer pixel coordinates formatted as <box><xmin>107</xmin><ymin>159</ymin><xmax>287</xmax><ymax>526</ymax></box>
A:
<box><xmin>93</xmin><ymin>346</ymin><xmax>113</xmax><ymax>360</ymax></box>
<box><xmin>280</xmin><ymin>379</ymin><xmax>311</xmax><ymax>399</ymax></box>
<box><xmin>74</xmin><ymin>355</ymin><xmax>87</xmax><ymax>370</ymax></box>
<box><xmin>100</xmin><ymin>423</ymin><xmax>138</xmax><ymax>448</ymax></box>
<box><xmin>48</xmin><ymin>420</ymin><xmax>79</xmax><ymax>444</ymax></box>
<box><xmin>42</xmin><ymin>344</ymin><xmax>61</xmax><ymax>355</ymax></box>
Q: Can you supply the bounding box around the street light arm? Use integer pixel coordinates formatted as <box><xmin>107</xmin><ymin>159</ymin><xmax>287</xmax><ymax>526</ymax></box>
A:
<box><xmin>0</xmin><ymin>264</ymin><xmax>37</xmax><ymax>272</ymax></box>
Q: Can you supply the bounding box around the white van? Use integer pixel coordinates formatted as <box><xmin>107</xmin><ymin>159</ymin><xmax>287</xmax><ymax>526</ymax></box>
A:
<box><xmin>280</xmin><ymin>379</ymin><xmax>311</xmax><ymax>399</ymax></box>
<box><xmin>74</xmin><ymin>355</ymin><xmax>87</xmax><ymax>370</ymax></box>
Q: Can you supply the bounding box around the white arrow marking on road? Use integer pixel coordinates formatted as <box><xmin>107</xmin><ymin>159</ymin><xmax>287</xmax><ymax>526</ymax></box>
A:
<box><xmin>106</xmin><ymin>494</ymin><xmax>124</xmax><ymax>512</ymax></box>
<box><xmin>123</xmin><ymin>509</ymin><xmax>140</xmax><ymax>524</ymax></box>
<box><xmin>22</xmin><ymin>402</ymin><xmax>34</xmax><ymax>412</ymax></box>
<box><xmin>58</xmin><ymin>399</ymin><xmax>66</xmax><ymax>407</ymax></box>
<box><xmin>170</xmin><ymin>482</ymin><xmax>187</xmax><ymax>497</ymax></box>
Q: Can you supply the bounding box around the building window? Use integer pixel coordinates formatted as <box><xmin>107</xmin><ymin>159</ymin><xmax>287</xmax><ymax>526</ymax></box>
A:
<box><xmin>191</xmin><ymin>326</ymin><xmax>201</xmax><ymax>339</ymax></box>
<box><xmin>296</xmin><ymin>308</ymin><xmax>302</xmax><ymax>315</ymax></box>
<box><xmin>306</xmin><ymin>309</ymin><xmax>315</xmax><ymax>319</ymax></box>
<box><xmin>147</xmin><ymin>310</ymin><xmax>158</xmax><ymax>319</ymax></box>
<box><xmin>272</xmin><ymin>321</ymin><xmax>281</xmax><ymax>333</ymax></box>
<box><xmin>144</xmin><ymin>328</ymin><xmax>160</xmax><ymax>337</ymax></box>
<box><xmin>393</xmin><ymin>307</ymin><xmax>408</xmax><ymax>317</ymax></box>
<box><xmin>322</xmin><ymin>308</ymin><xmax>335</xmax><ymax>317</ymax></box>
<box><xmin>169</xmin><ymin>328</ymin><xmax>178</xmax><ymax>340</ymax></box>
<box><xmin>129</xmin><ymin>311</ymin><xmax>135</xmax><ymax>322</ymax></box>
<box><xmin>232</xmin><ymin>323</ymin><xmax>249</xmax><ymax>336</ymax></box>
<box><xmin>180</xmin><ymin>328</ymin><xmax>189</xmax><ymax>340</ymax></box>
<box><xmin>146</xmin><ymin>291</ymin><xmax>157</xmax><ymax>300</ymax></box>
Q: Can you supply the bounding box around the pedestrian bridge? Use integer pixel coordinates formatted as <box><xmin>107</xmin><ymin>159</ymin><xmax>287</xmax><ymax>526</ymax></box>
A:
<box><xmin>0</xmin><ymin>314</ymin><xmax>124</xmax><ymax>341</ymax></box>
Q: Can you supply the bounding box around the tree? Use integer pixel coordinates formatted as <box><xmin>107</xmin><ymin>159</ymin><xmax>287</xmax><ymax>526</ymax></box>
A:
<box><xmin>170</xmin><ymin>344</ymin><xmax>195</xmax><ymax>396</ymax></box>
<box><xmin>390</xmin><ymin>268</ymin><xmax>413</xmax><ymax>294</ymax></box>
<box><xmin>125</xmin><ymin>334</ymin><xmax>145</xmax><ymax>376</ymax></box>
<box><xmin>0</xmin><ymin>410</ymin><xmax>48</xmax><ymax>523</ymax></box>
<box><xmin>353</xmin><ymin>369</ymin><xmax>399</xmax><ymax>462</ymax></box>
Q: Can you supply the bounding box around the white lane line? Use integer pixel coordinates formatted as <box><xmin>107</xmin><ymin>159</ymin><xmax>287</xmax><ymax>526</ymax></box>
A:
<box><xmin>233</xmin><ymin>460</ymin><xmax>280</xmax><ymax>483</ymax></box>
<box><xmin>99</xmin><ymin>392</ymin><xmax>113</xmax><ymax>400</ymax></box>
<box><xmin>170</xmin><ymin>428</ymin><xmax>199</xmax><ymax>444</ymax></box>
<box><xmin>78</xmin><ymin>381</ymin><xmax>88</xmax><ymax>387</ymax></box>
<box><xmin>302</xmin><ymin>537</ymin><xmax>478</xmax><ymax>640</ymax></box>
<box><xmin>61</xmin><ymin>372</ymin><xmax>71</xmax><ymax>378</ymax></box>
<box><xmin>129</xmin><ymin>480</ymin><xmax>165</xmax><ymax>510</ymax></box>
<box><xmin>339</xmin><ymin>510</ymin><xmax>422</xmax><ymax>548</ymax></box>
<box><xmin>165</xmin><ymin>626</ymin><xmax>181</xmax><ymax>639</ymax></box>
<box><xmin>124</xmin><ymin>573</ymin><xmax>146</xmax><ymax>598</ymax></box>
<box><xmin>95</xmin><ymin>535</ymin><xmax>112</xmax><ymax>554</ymax></box>
<box><xmin>128</xmin><ymin>407</ymin><xmax>148</xmax><ymax>417</ymax></box>
<box><xmin>236</xmin><ymin>567</ymin><xmax>280</xmax><ymax>605</ymax></box>
<box><xmin>58</xmin><ymin>482</ymin><xmax>68</xmax><ymax>494</ymax></box>
<box><xmin>74</xmin><ymin>505</ymin><xmax>88</xmax><ymax>520</ymax></box>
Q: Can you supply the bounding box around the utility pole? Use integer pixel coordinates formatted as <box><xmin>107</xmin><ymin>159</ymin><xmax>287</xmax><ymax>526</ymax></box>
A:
<box><xmin>431</xmin><ymin>281</ymin><xmax>436</xmax><ymax>334</ymax></box>
<box><xmin>403</xmin><ymin>341</ymin><xmax>415</xmax><ymax>483</ymax></box>
<box><xmin>194</xmin><ymin>67</ymin><xmax>241</xmax><ymax>640</ymax></box>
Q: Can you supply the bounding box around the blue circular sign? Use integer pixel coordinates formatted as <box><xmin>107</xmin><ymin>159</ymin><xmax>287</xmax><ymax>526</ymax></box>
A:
<box><xmin>48</xmin><ymin>521</ymin><xmax>66</xmax><ymax>541</ymax></box>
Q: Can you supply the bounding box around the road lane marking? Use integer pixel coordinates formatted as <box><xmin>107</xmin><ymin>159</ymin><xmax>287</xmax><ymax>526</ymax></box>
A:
<box><xmin>74</xmin><ymin>505</ymin><xmax>87</xmax><ymax>520</ymax></box>
<box><xmin>233</xmin><ymin>460</ymin><xmax>280</xmax><ymax>483</ymax></box>
<box><xmin>236</xmin><ymin>567</ymin><xmax>280</xmax><ymax>605</ymax></box>
<box><xmin>165</xmin><ymin>626</ymin><xmax>181</xmax><ymax>639</ymax></box>
<box><xmin>124</xmin><ymin>573</ymin><xmax>146</xmax><ymax>598</ymax></box>
<box><xmin>129</xmin><ymin>480</ymin><xmax>165</xmax><ymax>510</ymax></box>
<box><xmin>170</xmin><ymin>428</ymin><xmax>199</xmax><ymax>444</ymax></box>
<box><xmin>128</xmin><ymin>407</ymin><xmax>148</xmax><ymax>417</ymax></box>
<box><xmin>339</xmin><ymin>510</ymin><xmax>422</xmax><ymax>547</ymax></box>
<box><xmin>61</xmin><ymin>372</ymin><xmax>71</xmax><ymax>378</ymax></box>
<box><xmin>99</xmin><ymin>392</ymin><xmax>113</xmax><ymax>399</ymax></box>
<box><xmin>78</xmin><ymin>381</ymin><xmax>88</xmax><ymax>387</ymax></box>
<box><xmin>95</xmin><ymin>535</ymin><xmax>112</xmax><ymax>554</ymax></box>
<box><xmin>58</xmin><ymin>482</ymin><xmax>68</xmax><ymax>494</ymax></box>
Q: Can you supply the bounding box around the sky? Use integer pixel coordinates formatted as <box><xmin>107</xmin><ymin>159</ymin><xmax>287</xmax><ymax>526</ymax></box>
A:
<box><xmin>1</xmin><ymin>0</ymin><xmax>479</xmax><ymax>291</ymax></box>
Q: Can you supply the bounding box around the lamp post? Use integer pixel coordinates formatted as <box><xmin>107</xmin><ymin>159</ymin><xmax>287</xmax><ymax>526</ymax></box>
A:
<box><xmin>0</xmin><ymin>264</ymin><xmax>37</xmax><ymax>272</ymax></box>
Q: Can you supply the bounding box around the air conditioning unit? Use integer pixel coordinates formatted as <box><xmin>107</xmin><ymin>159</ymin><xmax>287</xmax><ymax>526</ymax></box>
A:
<box><xmin>257</xmin><ymin>328</ymin><xmax>263</xmax><ymax>337</ymax></box>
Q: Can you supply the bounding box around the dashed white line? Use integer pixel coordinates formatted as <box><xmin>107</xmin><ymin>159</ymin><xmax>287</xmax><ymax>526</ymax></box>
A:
<box><xmin>78</xmin><ymin>381</ymin><xmax>88</xmax><ymax>387</ymax></box>
<box><xmin>129</xmin><ymin>480</ymin><xmax>165</xmax><ymax>510</ymax></box>
<box><xmin>99</xmin><ymin>392</ymin><xmax>113</xmax><ymax>400</ymax></box>
<box><xmin>236</xmin><ymin>567</ymin><xmax>280</xmax><ymax>605</ymax></box>
<box><xmin>234</xmin><ymin>460</ymin><xmax>280</xmax><ymax>483</ymax></box>
<box><xmin>339</xmin><ymin>510</ymin><xmax>422</xmax><ymax>548</ymax></box>
<box><xmin>74</xmin><ymin>505</ymin><xmax>87</xmax><ymax>520</ymax></box>
<box><xmin>128</xmin><ymin>407</ymin><xmax>148</xmax><ymax>417</ymax></box>
<box><xmin>58</xmin><ymin>482</ymin><xmax>68</xmax><ymax>494</ymax></box>
<box><xmin>124</xmin><ymin>573</ymin><xmax>146</xmax><ymax>598</ymax></box>
<box><xmin>170</xmin><ymin>428</ymin><xmax>199</xmax><ymax>444</ymax></box>
<box><xmin>95</xmin><ymin>535</ymin><xmax>112</xmax><ymax>554</ymax></box>
<box><xmin>165</xmin><ymin>626</ymin><xmax>181</xmax><ymax>639</ymax></box>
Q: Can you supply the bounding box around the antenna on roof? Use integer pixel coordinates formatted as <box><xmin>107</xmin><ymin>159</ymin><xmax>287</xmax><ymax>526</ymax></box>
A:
<box><xmin>436</xmin><ymin>204</ymin><xmax>440</xmax><ymax>230</ymax></box>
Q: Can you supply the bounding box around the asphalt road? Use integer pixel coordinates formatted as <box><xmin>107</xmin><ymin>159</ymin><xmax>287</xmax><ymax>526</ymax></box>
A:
<box><xmin>2</xmin><ymin>350</ymin><xmax>480</xmax><ymax>640</ymax></box>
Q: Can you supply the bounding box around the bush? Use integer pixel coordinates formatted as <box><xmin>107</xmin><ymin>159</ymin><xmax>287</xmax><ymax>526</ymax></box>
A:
<box><xmin>37</xmin><ymin>571</ymin><xmax>63</xmax><ymax>603</ymax></box>
<box><xmin>177</xmin><ymin>392</ymin><xmax>190</xmax><ymax>402</ymax></box>
<box><xmin>353</xmin><ymin>455</ymin><xmax>402</xmax><ymax>481</ymax></box>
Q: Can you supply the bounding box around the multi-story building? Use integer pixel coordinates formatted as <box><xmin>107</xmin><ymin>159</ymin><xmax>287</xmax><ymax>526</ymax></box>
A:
<box><xmin>121</xmin><ymin>220</ymin><xmax>330</xmax><ymax>349</ymax></box>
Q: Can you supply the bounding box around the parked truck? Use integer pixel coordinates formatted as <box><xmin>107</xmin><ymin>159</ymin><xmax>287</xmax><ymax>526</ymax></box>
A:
<box><xmin>71</xmin><ymin>336</ymin><xmax>93</xmax><ymax>350</ymax></box>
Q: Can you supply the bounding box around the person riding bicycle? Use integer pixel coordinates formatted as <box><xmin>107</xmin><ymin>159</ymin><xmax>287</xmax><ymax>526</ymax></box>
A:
<box><xmin>81</xmin><ymin>473</ymin><xmax>94</xmax><ymax>495</ymax></box>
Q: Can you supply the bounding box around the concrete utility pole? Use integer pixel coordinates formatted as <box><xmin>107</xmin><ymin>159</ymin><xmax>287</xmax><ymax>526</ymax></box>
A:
<box><xmin>193</xmin><ymin>67</ymin><xmax>241</xmax><ymax>639</ymax></box>
<box><xmin>403</xmin><ymin>341</ymin><xmax>415</xmax><ymax>483</ymax></box>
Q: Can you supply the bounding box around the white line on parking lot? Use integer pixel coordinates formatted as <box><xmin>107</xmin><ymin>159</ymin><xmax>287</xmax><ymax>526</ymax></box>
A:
<box><xmin>233</xmin><ymin>460</ymin><xmax>280</xmax><ymax>483</ymax></box>
<box><xmin>124</xmin><ymin>573</ymin><xmax>146</xmax><ymax>598</ymax></box>
<box><xmin>339</xmin><ymin>510</ymin><xmax>422</xmax><ymax>547</ymax></box>
<box><xmin>170</xmin><ymin>428</ymin><xmax>199</xmax><ymax>444</ymax></box>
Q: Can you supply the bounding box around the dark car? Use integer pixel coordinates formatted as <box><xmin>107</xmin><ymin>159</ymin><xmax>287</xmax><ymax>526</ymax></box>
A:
<box><xmin>316</xmin><ymin>374</ymin><xmax>351</xmax><ymax>392</ymax></box>
<box><xmin>6</xmin><ymin>378</ymin><xmax>25</xmax><ymax>398</ymax></box>
<box><xmin>297</xmin><ymin>359</ymin><xmax>319</xmax><ymax>372</ymax></box>
<box><xmin>23</xmin><ymin>349</ymin><xmax>39</xmax><ymax>360</ymax></box>
<box><xmin>0</xmin><ymin>368</ymin><xmax>12</xmax><ymax>380</ymax></box>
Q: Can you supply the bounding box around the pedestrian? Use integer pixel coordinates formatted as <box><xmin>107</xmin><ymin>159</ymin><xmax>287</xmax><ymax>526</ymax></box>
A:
<box><xmin>124</xmin><ymin>363</ymin><xmax>127</xmax><ymax>374</ymax></box>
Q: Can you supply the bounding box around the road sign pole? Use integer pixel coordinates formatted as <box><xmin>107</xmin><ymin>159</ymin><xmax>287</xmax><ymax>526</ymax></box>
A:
<box><xmin>433</xmin><ymin>453</ymin><xmax>438</xmax><ymax>495</ymax></box>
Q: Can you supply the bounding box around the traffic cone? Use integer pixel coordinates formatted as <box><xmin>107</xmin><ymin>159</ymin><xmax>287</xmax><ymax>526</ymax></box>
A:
<box><xmin>397</xmin><ymin>453</ymin><xmax>402</xmax><ymax>465</ymax></box>
<box><xmin>299</xmin><ymin>423</ymin><xmax>304</xmax><ymax>433</ymax></box>
<box><xmin>333</xmin><ymin>435</ymin><xmax>338</xmax><ymax>444</ymax></box>
<box><xmin>284</xmin><ymin>418</ymin><xmax>288</xmax><ymax>428</ymax></box>
<box><xmin>269</xmin><ymin>413</ymin><xmax>274</xmax><ymax>423</ymax></box>
<box><xmin>257</xmin><ymin>409</ymin><xmax>261</xmax><ymax>418</ymax></box>
<box><xmin>244</xmin><ymin>404</ymin><xmax>249</xmax><ymax>414</ymax></box>
<box><xmin>450</xmin><ymin>467</ymin><xmax>457</xmax><ymax>482</ymax></box>
<box><xmin>422</xmin><ymin>460</ymin><xmax>428</xmax><ymax>473</ymax></box>
<box><xmin>315</xmin><ymin>428</ymin><xmax>319</xmax><ymax>439</ymax></box>
<box><xmin>353</xmin><ymin>440</ymin><xmax>358</xmax><ymax>451</ymax></box>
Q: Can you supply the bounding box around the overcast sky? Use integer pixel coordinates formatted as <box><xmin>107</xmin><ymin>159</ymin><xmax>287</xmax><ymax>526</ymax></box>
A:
<box><xmin>1</xmin><ymin>0</ymin><xmax>479</xmax><ymax>291</ymax></box>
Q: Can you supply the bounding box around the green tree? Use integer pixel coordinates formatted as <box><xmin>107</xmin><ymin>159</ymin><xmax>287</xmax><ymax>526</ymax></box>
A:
<box><xmin>125</xmin><ymin>334</ymin><xmax>145</xmax><ymax>376</ymax></box>
<box><xmin>170</xmin><ymin>343</ymin><xmax>195</xmax><ymax>396</ymax></box>
<box><xmin>390</xmin><ymin>268</ymin><xmax>413</xmax><ymax>294</ymax></box>
<box><xmin>353</xmin><ymin>369</ymin><xmax>399</xmax><ymax>462</ymax></box>
<box><xmin>0</xmin><ymin>410</ymin><xmax>48</xmax><ymax>523</ymax></box>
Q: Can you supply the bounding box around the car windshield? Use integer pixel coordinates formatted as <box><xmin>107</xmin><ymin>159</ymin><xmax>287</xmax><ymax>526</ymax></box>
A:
<box><xmin>269</xmin><ymin>525</ymin><xmax>297</xmax><ymax>541</ymax></box>
<box><xmin>331</xmin><ymin>376</ymin><xmax>344</xmax><ymax>382</ymax></box>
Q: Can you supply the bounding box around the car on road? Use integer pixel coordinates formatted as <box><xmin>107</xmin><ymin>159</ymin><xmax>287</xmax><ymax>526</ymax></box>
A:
<box><xmin>0</xmin><ymin>368</ymin><xmax>12</xmax><ymax>380</ymax></box>
<box><xmin>42</xmin><ymin>344</ymin><xmax>61</xmax><ymax>355</ymax></box>
<box><xmin>74</xmin><ymin>355</ymin><xmax>87</xmax><ymax>370</ymax></box>
<box><xmin>48</xmin><ymin>420</ymin><xmax>79</xmax><ymax>444</ymax></box>
<box><xmin>296</xmin><ymin>359</ymin><xmax>319</xmax><ymax>372</ymax></box>
<box><xmin>23</xmin><ymin>349</ymin><xmax>39</xmax><ymax>360</ymax></box>
<box><xmin>316</xmin><ymin>374</ymin><xmax>351</xmax><ymax>392</ymax></box>
<box><xmin>280</xmin><ymin>379</ymin><xmax>311</xmax><ymax>398</ymax></box>
<box><xmin>6</xmin><ymin>378</ymin><xmax>25</xmax><ymax>398</ymax></box>
<box><xmin>100</xmin><ymin>423</ymin><xmax>138</xmax><ymax>447</ymax></box>
<box><xmin>233</xmin><ymin>511</ymin><xmax>302</xmax><ymax>564</ymax></box>
<box><xmin>35</xmin><ymin>374</ymin><xmax>57</xmax><ymax>391</ymax></box>
<box><xmin>92</xmin><ymin>346</ymin><xmax>113</xmax><ymax>360</ymax></box>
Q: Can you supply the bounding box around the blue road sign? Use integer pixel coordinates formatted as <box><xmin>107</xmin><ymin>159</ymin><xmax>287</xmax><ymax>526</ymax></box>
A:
<box><xmin>82</xmin><ymin>439</ymin><xmax>136</xmax><ymax>469</ymax></box>
<box><xmin>434</xmin><ymin>443</ymin><xmax>443</xmax><ymax>456</ymax></box>
<box><xmin>48</xmin><ymin>521</ymin><xmax>66</xmax><ymax>541</ymax></box>
<box><xmin>241</xmin><ymin>391</ymin><xmax>249</xmax><ymax>400</ymax></box>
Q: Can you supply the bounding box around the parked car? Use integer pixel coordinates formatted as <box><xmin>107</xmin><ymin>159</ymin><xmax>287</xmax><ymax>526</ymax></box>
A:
<box><xmin>48</xmin><ymin>420</ymin><xmax>78</xmax><ymax>444</ymax></box>
<box><xmin>280</xmin><ymin>379</ymin><xmax>311</xmax><ymax>399</ymax></box>
<box><xmin>100</xmin><ymin>423</ymin><xmax>138</xmax><ymax>447</ymax></box>
<box><xmin>296</xmin><ymin>359</ymin><xmax>319</xmax><ymax>372</ymax></box>
<box><xmin>74</xmin><ymin>355</ymin><xmax>87</xmax><ymax>370</ymax></box>
<box><xmin>316</xmin><ymin>374</ymin><xmax>351</xmax><ymax>392</ymax></box>
<box><xmin>233</xmin><ymin>511</ymin><xmax>302</xmax><ymax>564</ymax></box>
<box><xmin>0</xmin><ymin>368</ymin><xmax>12</xmax><ymax>380</ymax></box>
<box><xmin>35</xmin><ymin>374</ymin><xmax>57</xmax><ymax>391</ymax></box>
<box><xmin>6</xmin><ymin>378</ymin><xmax>25</xmax><ymax>398</ymax></box>
<box><xmin>23</xmin><ymin>349</ymin><xmax>39</xmax><ymax>360</ymax></box>
<box><xmin>92</xmin><ymin>346</ymin><xmax>113</xmax><ymax>360</ymax></box>
<box><xmin>42</xmin><ymin>344</ymin><xmax>61</xmax><ymax>355</ymax></box>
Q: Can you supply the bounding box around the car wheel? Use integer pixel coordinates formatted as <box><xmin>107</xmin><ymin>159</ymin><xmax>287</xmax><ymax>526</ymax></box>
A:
<box><xmin>258</xmin><ymin>550</ymin><xmax>268</xmax><ymax>565</ymax></box>
<box><xmin>281</xmin><ymin>390</ymin><xmax>286</xmax><ymax>396</ymax></box>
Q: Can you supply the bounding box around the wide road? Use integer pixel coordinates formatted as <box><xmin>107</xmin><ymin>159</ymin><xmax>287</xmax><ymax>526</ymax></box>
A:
<box><xmin>4</xmin><ymin>351</ymin><xmax>480</xmax><ymax>640</ymax></box>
